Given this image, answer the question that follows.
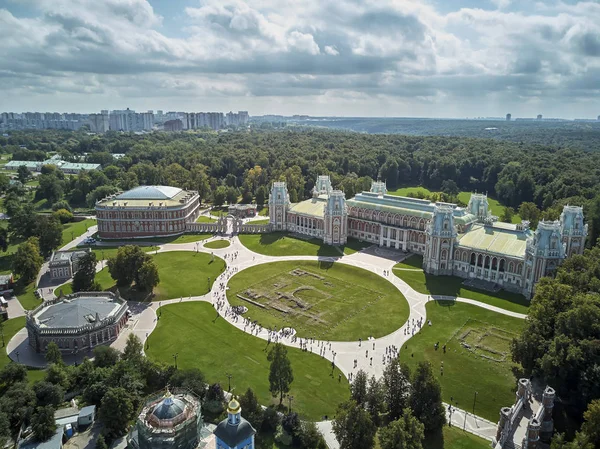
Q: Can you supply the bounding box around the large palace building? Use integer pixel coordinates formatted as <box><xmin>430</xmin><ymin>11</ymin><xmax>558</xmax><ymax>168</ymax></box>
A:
<box><xmin>269</xmin><ymin>176</ymin><xmax>587</xmax><ymax>298</ymax></box>
<box><xmin>96</xmin><ymin>185</ymin><xmax>201</xmax><ymax>239</ymax></box>
<box><xmin>26</xmin><ymin>292</ymin><xmax>129</xmax><ymax>354</ymax></box>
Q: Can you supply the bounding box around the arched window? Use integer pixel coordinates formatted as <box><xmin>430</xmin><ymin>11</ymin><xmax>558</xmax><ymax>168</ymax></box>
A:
<box><xmin>485</xmin><ymin>256</ymin><xmax>490</xmax><ymax>269</ymax></box>
<box><xmin>441</xmin><ymin>249</ymin><xmax>447</xmax><ymax>260</ymax></box>
<box><xmin>471</xmin><ymin>253</ymin><xmax>476</xmax><ymax>265</ymax></box>
<box><xmin>477</xmin><ymin>254</ymin><xmax>483</xmax><ymax>266</ymax></box>
<box><xmin>492</xmin><ymin>257</ymin><xmax>497</xmax><ymax>270</ymax></box>
<box><xmin>499</xmin><ymin>259</ymin><xmax>505</xmax><ymax>272</ymax></box>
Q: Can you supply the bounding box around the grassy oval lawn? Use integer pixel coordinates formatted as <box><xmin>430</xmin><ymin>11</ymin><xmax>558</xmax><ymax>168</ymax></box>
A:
<box><xmin>146</xmin><ymin>302</ymin><xmax>349</xmax><ymax>421</ymax></box>
<box><xmin>204</xmin><ymin>239</ymin><xmax>231</xmax><ymax>249</ymax></box>
<box><xmin>196</xmin><ymin>215</ymin><xmax>217</xmax><ymax>223</ymax></box>
<box><xmin>59</xmin><ymin>251</ymin><xmax>225</xmax><ymax>301</ymax></box>
<box><xmin>399</xmin><ymin>300</ymin><xmax>525</xmax><ymax>422</ymax></box>
<box><xmin>227</xmin><ymin>260</ymin><xmax>409</xmax><ymax>341</ymax></box>
<box><xmin>393</xmin><ymin>255</ymin><xmax>529</xmax><ymax>314</ymax></box>
<box><xmin>239</xmin><ymin>232</ymin><xmax>370</xmax><ymax>257</ymax></box>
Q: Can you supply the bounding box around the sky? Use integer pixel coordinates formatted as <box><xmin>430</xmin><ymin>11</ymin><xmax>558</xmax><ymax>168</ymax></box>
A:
<box><xmin>1</xmin><ymin>0</ymin><xmax>599</xmax><ymax>118</ymax></box>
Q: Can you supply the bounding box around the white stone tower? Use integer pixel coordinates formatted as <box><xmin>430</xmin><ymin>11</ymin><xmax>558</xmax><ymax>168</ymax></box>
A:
<box><xmin>323</xmin><ymin>190</ymin><xmax>348</xmax><ymax>245</ymax></box>
<box><xmin>468</xmin><ymin>193</ymin><xmax>490</xmax><ymax>222</ymax></box>
<box><xmin>560</xmin><ymin>205</ymin><xmax>587</xmax><ymax>256</ymax></box>
<box><xmin>268</xmin><ymin>182</ymin><xmax>290</xmax><ymax>231</ymax></box>
<box><xmin>423</xmin><ymin>205</ymin><xmax>457</xmax><ymax>275</ymax></box>
<box><xmin>523</xmin><ymin>220</ymin><xmax>565</xmax><ymax>298</ymax></box>
<box><xmin>312</xmin><ymin>175</ymin><xmax>333</xmax><ymax>197</ymax></box>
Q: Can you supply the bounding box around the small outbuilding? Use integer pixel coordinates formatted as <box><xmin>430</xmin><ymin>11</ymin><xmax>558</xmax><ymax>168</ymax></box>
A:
<box><xmin>78</xmin><ymin>405</ymin><xmax>96</xmax><ymax>427</ymax></box>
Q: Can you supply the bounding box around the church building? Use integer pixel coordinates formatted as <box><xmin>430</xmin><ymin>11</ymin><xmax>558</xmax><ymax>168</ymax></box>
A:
<box><xmin>269</xmin><ymin>176</ymin><xmax>587</xmax><ymax>299</ymax></box>
<box><xmin>213</xmin><ymin>398</ymin><xmax>256</xmax><ymax>449</ymax></box>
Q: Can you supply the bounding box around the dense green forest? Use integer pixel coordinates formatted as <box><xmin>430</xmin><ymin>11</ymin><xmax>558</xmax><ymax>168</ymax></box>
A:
<box><xmin>293</xmin><ymin>118</ymin><xmax>600</xmax><ymax>150</ymax></box>
<box><xmin>1</xmin><ymin>128</ymin><xmax>599</xmax><ymax>246</ymax></box>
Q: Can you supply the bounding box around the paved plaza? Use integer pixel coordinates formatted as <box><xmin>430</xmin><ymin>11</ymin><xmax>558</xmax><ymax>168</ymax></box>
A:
<box><xmin>8</xmin><ymin>222</ymin><xmax>527</xmax><ymax>442</ymax></box>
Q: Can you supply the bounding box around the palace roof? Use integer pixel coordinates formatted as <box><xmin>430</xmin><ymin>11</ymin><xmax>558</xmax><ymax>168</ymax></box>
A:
<box><xmin>116</xmin><ymin>185</ymin><xmax>183</xmax><ymax>200</ymax></box>
<box><xmin>33</xmin><ymin>295</ymin><xmax>123</xmax><ymax>329</ymax></box>
<box><xmin>457</xmin><ymin>223</ymin><xmax>531</xmax><ymax>258</ymax></box>
<box><xmin>96</xmin><ymin>185</ymin><xmax>197</xmax><ymax>208</ymax></box>
<box><xmin>288</xmin><ymin>195</ymin><xmax>328</xmax><ymax>218</ymax></box>
<box><xmin>347</xmin><ymin>192</ymin><xmax>477</xmax><ymax>226</ymax></box>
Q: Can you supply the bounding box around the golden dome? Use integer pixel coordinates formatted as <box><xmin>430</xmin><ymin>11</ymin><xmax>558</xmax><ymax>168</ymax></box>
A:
<box><xmin>227</xmin><ymin>398</ymin><xmax>241</xmax><ymax>414</ymax></box>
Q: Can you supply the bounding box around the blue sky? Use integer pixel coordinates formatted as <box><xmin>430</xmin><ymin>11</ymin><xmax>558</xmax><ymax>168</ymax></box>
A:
<box><xmin>1</xmin><ymin>0</ymin><xmax>599</xmax><ymax>118</ymax></box>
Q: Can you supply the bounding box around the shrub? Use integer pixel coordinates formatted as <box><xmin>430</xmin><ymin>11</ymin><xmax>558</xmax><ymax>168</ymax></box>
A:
<box><xmin>53</xmin><ymin>209</ymin><xmax>73</xmax><ymax>224</ymax></box>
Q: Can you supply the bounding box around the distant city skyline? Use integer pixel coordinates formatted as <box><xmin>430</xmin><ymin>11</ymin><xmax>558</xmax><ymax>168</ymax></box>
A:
<box><xmin>1</xmin><ymin>0</ymin><xmax>599</xmax><ymax>118</ymax></box>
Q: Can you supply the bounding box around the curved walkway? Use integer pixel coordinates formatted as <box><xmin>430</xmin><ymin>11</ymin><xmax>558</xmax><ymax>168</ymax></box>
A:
<box><xmin>10</xmin><ymin>232</ymin><xmax>526</xmax><ymax>440</ymax></box>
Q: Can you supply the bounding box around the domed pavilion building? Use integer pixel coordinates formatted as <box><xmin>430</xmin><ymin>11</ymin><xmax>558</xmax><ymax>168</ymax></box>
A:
<box><xmin>129</xmin><ymin>389</ymin><xmax>203</xmax><ymax>449</ymax></box>
<box><xmin>213</xmin><ymin>398</ymin><xmax>256</xmax><ymax>449</ymax></box>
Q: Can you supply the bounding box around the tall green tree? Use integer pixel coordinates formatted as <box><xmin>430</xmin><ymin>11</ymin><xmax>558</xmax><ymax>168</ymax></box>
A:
<box><xmin>238</xmin><ymin>388</ymin><xmax>264</xmax><ymax>431</ymax></box>
<box><xmin>13</xmin><ymin>237</ymin><xmax>43</xmax><ymax>283</ymax></box>
<box><xmin>350</xmin><ymin>370</ymin><xmax>368</xmax><ymax>406</ymax></box>
<box><xmin>45</xmin><ymin>342</ymin><xmax>63</xmax><ymax>365</ymax></box>
<box><xmin>122</xmin><ymin>334</ymin><xmax>144</xmax><ymax>365</ymax></box>
<box><xmin>72</xmin><ymin>252</ymin><xmax>98</xmax><ymax>292</ymax></box>
<box><xmin>0</xmin><ymin>362</ymin><xmax>27</xmax><ymax>386</ymax></box>
<box><xmin>379</xmin><ymin>409</ymin><xmax>425</xmax><ymax>449</ymax></box>
<box><xmin>99</xmin><ymin>387</ymin><xmax>134</xmax><ymax>438</ymax></box>
<box><xmin>33</xmin><ymin>382</ymin><xmax>64</xmax><ymax>408</ymax></box>
<box><xmin>36</xmin><ymin>216</ymin><xmax>63</xmax><ymax>257</ymax></box>
<box><xmin>17</xmin><ymin>165</ymin><xmax>30</xmax><ymax>184</ymax></box>
<box><xmin>267</xmin><ymin>343</ymin><xmax>294</xmax><ymax>405</ymax></box>
<box><xmin>96</xmin><ymin>434</ymin><xmax>108</xmax><ymax>449</ymax></box>
<box><xmin>383</xmin><ymin>359</ymin><xmax>411</xmax><ymax>422</ymax></box>
<box><xmin>581</xmin><ymin>399</ymin><xmax>600</xmax><ymax>447</ymax></box>
<box><xmin>332</xmin><ymin>400</ymin><xmax>376</xmax><ymax>449</ymax></box>
<box><xmin>365</xmin><ymin>375</ymin><xmax>385</xmax><ymax>426</ymax></box>
<box><xmin>519</xmin><ymin>202</ymin><xmax>541</xmax><ymax>228</ymax></box>
<box><xmin>31</xmin><ymin>406</ymin><xmax>56</xmax><ymax>442</ymax></box>
<box><xmin>137</xmin><ymin>258</ymin><xmax>160</xmax><ymax>291</ymax></box>
<box><xmin>107</xmin><ymin>245</ymin><xmax>148</xmax><ymax>287</ymax></box>
<box><xmin>409</xmin><ymin>362</ymin><xmax>446</xmax><ymax>434</ymax></box>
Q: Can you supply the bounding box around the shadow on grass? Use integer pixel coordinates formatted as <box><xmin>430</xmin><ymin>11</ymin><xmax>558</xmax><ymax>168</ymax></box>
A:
<box><xmin>423</xmin><ymin>272</ymin><xmax>529</xmax><ymax>309</ymax></box>
<box><xmin>423</xmin><ymin>428</ymin><xmax>445</xmax><ymax>449</ymax></box>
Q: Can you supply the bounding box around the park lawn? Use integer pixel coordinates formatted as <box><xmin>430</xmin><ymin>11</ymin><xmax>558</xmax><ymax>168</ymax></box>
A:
<box><xmin>426</xmin><ymin>426</ymin><xmax>492</xmax><ymax>449</ymax></box>
<box><xmin>203</xmin><ymin>240</ymin><xmax>231</xmax><ymax>249</ymax></box>
<box><xmin>61</xmin><ymin>219</ymin><xmax>97</xmax><ymax>246</ymax></box>
<box><xmin>399</xmin><ymin>301</ymin><xmax>524</xmax><ymax>423</ymax></box>
<box><xmin>393</xmin><ymin>257</ymin><xmax>529</xmax><ymax>314</ymax></box>
<box><xmin>147</xmin><ymin>302</ymin><xmax>349</xmax><ymax>421</ymax></box>
<box><xmin>75</xmin><ymin>245</ymin><xmax>158</xmax><ymax>261</ymax></box>
<box><xmin>14</xmin><ymin>281</ymin><xmax>42</xmax><ymax>310</ymax></box>
<box><xmin>227</xmin><ymin>260</ymin><xmax>409</xmax><ymax>341</ymax></box>
<box><xmin>239</xmin><ymin>232</ymin><xmax>367</xmax><ymax>257</ymax></box>
<box><xmin>374</xmin><ymin>426</ymin><xmax>491</xmax><ymax>449</ymax></box>
<box><xmin>342</xmin><ymin>238</ymin><xmax>372</xmax><ymax>255</ymax></box>
<box><xmin>59</xmin><ymin>251</ymin><xmax>225</xmax><ymax>301</ymax></box>
<box><xmin>239</xmin><ymin>233</ymin><xmax>342</xmax><ymax>257</ymax></box>
<box><xmin>249</xmin><ymin>219</ymin><xmax>270</xmax><ymax>225</ymax></box>
<box><xmin>258</xmin><ymin>207</ymin><xmax>269</xmax><ymax>216</ymax></box>
<box><xmin>196</xmin><ymin>216</ymin><xmax>216</xmax><ymax>223</ymax></box>
<box><xmin>136</xmin><ymin>234</ymin><xmax>213</xmax><ymax>245</ymax></box>
<box><xmin>395</xmin><ymin>254</ymin><xmax>425</xmax><ymax>269</ymax></box>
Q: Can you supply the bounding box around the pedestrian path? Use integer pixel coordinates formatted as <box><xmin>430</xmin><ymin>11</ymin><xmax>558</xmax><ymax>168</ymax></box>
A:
<box><xmin>17</xmin><ymin>231</ymin><xmax>527</xmax><ymax>442</ymax></box>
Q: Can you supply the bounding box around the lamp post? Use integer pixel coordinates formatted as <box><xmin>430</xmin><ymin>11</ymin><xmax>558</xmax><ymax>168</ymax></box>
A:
<box><xmin>15</xmin><ymin>351</ymin><xmax>20</xmax><ymax>363</ymax></box>
<box><xmin>172</xmin><ymin>352</ymin><xmax>178</xmax><ymax>369</ymax></box>
<box><xmin>0</xmin><ymin>321</ymin><xmax>4</xmax><ymax>347</ymax></box>
<box><xmin>226</xmin><ymin>372</ymin><xmax>233</xmax><ymax>393</ymax></box>
<box><xmin>288</xmin><ymin>395</ymin><xmax>294</xmax><ymax>413</ymax></box>
<box><xmin>472</xmin><ymin>391</ymin><xmax>478</xmax><ymax>415</ymax></box>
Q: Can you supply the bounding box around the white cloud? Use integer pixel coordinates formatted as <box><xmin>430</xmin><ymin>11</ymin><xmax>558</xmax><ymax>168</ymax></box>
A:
<box><xmin>0</xmin><ymin>0</ymin><xmax>599</xmax><ymax>117</ymax></box>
